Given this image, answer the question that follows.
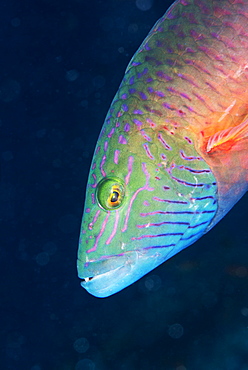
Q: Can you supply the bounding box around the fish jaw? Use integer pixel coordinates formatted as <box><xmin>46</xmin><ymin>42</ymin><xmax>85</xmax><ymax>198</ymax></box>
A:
<box><xmin>77</xmin><ymin>246</ymin><xmax>178</xmax><ymax>298</ymax></box>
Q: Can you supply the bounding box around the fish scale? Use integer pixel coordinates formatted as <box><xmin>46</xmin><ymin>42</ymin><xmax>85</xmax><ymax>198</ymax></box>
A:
<box><xmin>77</xmin><ymin>0</ymin><xmax>248</xmax><ymax>297</ymax></box>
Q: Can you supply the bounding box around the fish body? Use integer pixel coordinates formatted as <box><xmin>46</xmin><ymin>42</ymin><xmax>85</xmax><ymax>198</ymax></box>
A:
<box><xmin>78</xmin><ymin>0</ymin><xmax>248</xmax><ymax>297</ymax></box>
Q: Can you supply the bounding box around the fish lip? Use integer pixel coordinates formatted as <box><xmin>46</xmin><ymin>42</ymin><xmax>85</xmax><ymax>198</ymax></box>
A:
<box><xmin>80</xmin><ymin>276</ymin><xmax>94</xmax><ymax>283</ymax></box>
<box><xmin>77</xmin><ymin>251</ymin><xmax>131</xmax><ymax>280</ymax></box>
<box><xmin>79</xmin><ymin>264</ymin><xmax>128</xmax><ymax>298</ymax></box>
<box><xmin>77</xmin><ymin>247</ymin><xmax>174</xmax><ymax>298</ymax></box>
<box><xmin>77</xmin><ymin>250</ymin><xmax>141</xmax><ymax>298</ymax></box>
<box><xmin>79</xmin><ymin>265</ymin><xmax>123</xmax><ymax>285</ymax></box>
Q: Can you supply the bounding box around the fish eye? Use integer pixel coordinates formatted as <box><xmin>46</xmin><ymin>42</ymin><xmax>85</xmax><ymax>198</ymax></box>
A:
<box><xmin>96</xmin><ymin>177</ymin><xmax>125</xmax><ymax>210</ymax></box>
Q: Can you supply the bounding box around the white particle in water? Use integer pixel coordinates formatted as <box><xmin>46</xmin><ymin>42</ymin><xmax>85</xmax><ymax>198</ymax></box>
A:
<box><xmin>92</xmin><ymin>75</ymin><xmax>106</xmax><ymax>89</ymax></box>
<box><xmin>42</xmin><ymin>241</ymin><xmax>57</xmax><ymax>256</ymax></box>
<box><xmin>31</xmin><ymin>366</ymin><xmax>41</xmax><ymax>370</ymax></box>
<box><xmin>241</xmin><ymin>307</ymin><xmax>248</xmax><ymax>317</ymax></box>
<box><xmin>136</xmin><ymin>0</ymin><xmax>153</xmax><ymax>11</ymax></box>
<box><xmin>168</xmin><ymin>323</ymin><xmax>184</xmax><ymax>339</ymax></box>
<box><xmin>2</xmin><ymin>151</ymin><xmax>14</xmax><ymax>161</ymax></box>
<box><xmin>58</xmin><ymin>214</ymin><xmax>78</xmax><ymax>233</ymax></box>
<box><xmin>35</xmin><ymin>252</ymin><xmax>50</xmax><ymax>266</ymax></box>
<box><xmin>11</xmin><ymin>17</ymin><xmax>21</xmax><ymax>27</ymax></box>
<box><xmin>75</xmin><ymin>359</ymin><xmax>95</xmax><ymax>370</ymax></box>
<box><xmin>73</xmin><ymin>337</ymin><xmax>89</xmax><ymax>354</ymax></box>
<box><xmin>0</xmin><ymin>79</ymin><xmax>21</xmax><ymax>102</ymax></box>
<box><xmin>144</xmin><ymin>275</ymin><xmax>161</xmax><ymax>291</ymax></box>
<box><xmin>66</xmin><ymin>69</ymin><xmax>79</xmax><ymax>82</ymax></box>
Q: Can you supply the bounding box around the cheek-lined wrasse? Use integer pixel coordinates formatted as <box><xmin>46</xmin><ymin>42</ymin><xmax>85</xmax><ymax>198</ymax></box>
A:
<box><xmin>77</xmin><ymin>0</ymin><xmax>248</xmax><ymax>298</ymax></box>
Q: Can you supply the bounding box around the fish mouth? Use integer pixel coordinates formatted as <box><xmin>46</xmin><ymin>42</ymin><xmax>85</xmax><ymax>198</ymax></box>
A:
<box><xmin>77</xmin><ymin>251</ymin><xmax>137</xmax><ymax>298</ymax></box>
<box><xmin>79</xmin><ymin>264</ymin><xmax>129</xmax><ymax>298</ymax></box>
<box><xmin>81</xmin><ymin>277</ymin><xmax>93</xmax><ymax>283</ymax></box>
<box><xmin>77</xmin><ymin>246</ymin><xmax>175</xmax><ymax>298</ymax></box>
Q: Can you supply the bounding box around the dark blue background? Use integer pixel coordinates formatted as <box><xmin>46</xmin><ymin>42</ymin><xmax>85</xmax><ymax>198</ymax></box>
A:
<box><xmin>1</xmin><ymin>0</ymin><xmax>248</xmax><ymax>369</ymax></box>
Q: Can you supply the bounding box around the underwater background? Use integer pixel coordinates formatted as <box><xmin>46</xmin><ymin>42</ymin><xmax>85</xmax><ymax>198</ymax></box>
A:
<box><xmin>1</xmin><ymin>0</ymin><xmax>248</xmax><ymax>369</ymax></box>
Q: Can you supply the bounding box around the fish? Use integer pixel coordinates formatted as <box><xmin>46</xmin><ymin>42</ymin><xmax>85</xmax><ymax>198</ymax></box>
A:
<box><xmin>77</xmin><ymin>0</ymin><xmax>248</xmax><ymax>298</ymax></box>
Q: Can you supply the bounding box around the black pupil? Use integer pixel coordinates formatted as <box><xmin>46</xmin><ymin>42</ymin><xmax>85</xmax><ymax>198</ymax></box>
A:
<box><xmin>110</xmin><ymin>191</ymin><xmax>119</xmax><ymax>203</ymax></box>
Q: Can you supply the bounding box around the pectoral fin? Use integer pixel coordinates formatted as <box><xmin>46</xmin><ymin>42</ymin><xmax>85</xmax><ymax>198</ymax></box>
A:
<box><xmin>206</xmin><ymin>116</ymin><xmax>248</xmax><ymax>153</ymax></box>
<box><xmin>194</xmin><ymin>106</ymin><xmax>248</xmax><ymax>230</ymax></box>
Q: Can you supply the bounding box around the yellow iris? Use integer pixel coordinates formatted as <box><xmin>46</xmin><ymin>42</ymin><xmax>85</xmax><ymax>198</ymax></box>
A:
<box><xmin>96</xmin><ymin>177</ymin><xmax>125</xmax><ymax>211</ymax></box>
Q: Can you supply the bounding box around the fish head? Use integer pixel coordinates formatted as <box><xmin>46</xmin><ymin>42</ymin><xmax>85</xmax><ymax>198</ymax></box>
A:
<box><xmin>77</xmin><ymin>126</ymin><xmax>217</xmax><ymax>297</ymax></box>
<box><xmin>77</xmin><ymin>171</ymin><xmax>177</xmax><ymax>298</ymax></box>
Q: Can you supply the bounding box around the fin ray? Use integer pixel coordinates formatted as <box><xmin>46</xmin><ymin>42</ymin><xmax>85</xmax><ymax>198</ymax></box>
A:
<box><xmin>206</xmin><ymin>116</ymin><xmax>248</xmax><ymax>152</ymax></box>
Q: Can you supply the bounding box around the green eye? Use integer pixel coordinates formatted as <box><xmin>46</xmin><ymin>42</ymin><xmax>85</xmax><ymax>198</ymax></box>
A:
<box><xmin>96</xmin><ymin>177</ymin><xmax>125</xmax><ymax>210</ymax></box>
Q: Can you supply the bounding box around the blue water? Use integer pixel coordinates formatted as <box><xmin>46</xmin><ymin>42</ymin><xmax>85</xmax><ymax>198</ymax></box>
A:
<box><xmin>1</xmin><ymin>0</ymin><xmax>248</xmax><ymax>369</ymax></box>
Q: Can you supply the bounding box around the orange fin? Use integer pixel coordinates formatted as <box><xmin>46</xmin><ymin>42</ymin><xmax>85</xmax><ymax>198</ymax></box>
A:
<box><xmin>206</xmin><ymin>116</ymin><xmax>248</xmax><ymax>153</ymax></box>
<box><xmin>195</xmin><ymin>102</ymin><xmax>248</xmax><ymax>231</ymax></box>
